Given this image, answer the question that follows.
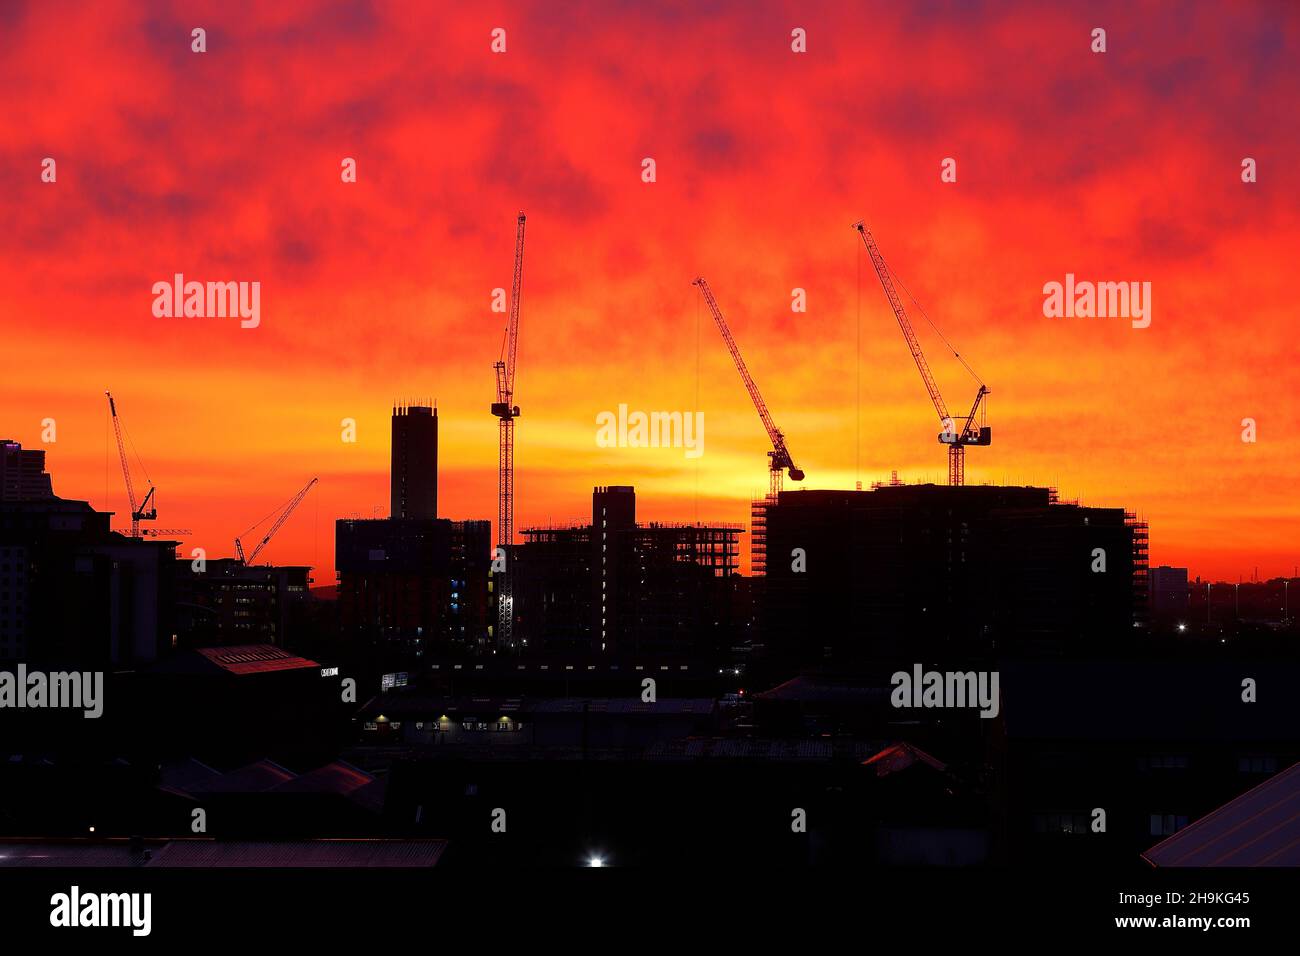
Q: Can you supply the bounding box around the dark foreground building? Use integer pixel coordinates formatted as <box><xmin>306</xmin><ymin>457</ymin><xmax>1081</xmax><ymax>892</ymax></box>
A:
<box><xmin>761</xmin><ymin>483</ymin><xmax>1147</xmax><ymax>663</ymax></box>
<box><xmin>336</xmin><ymin>517</ymin><xmax>492</xmax><ymax>661</ymax></box>
<box><xmin>0</xmin><ymin>442</ymin><xmax>175</xmax><ymax>666</ymax></box>
<box><xmin>174</xmin><ymin>558</ymin><xmax>312</xmax><ymax>647</ymax></box>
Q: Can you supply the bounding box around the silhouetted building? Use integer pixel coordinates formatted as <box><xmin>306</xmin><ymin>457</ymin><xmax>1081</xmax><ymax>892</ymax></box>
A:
<box><xmin>338</xmin><ymin>404</ymin><xmax>490</xmax><ymax>666</ymax></box>
<box><xmin>761</xmin><ymin>484</ymin><xmax>1147</xmax><ymax>662</ymax></box>
<box><xmin>1</xmin><ymin>498</ymin><xmax>175</xmax><ymax>666</ymax></box>
<box><xmin>335</xmin><ymin>517</ymin><xmax>491</xmax><ymax>658</ymax></box>
<box><xmin>449</xmin><ymin>519</ymin><xmax>492</xmax><ymax>649</ymax></box>
<box><xmin>998</xmin><ymin>659</ymin><xmax>1300</xmax><ymax>866</ymax></box>
<box><xmin>174</xmin><ymin>558</ymin><xmax>313</xmax><ymax>647</ymax></box>
<box><xmin>1187</xmin><ymin>576</ymin><xmax>1299</xmax><ymax>630</ymax></box>
<box><xmin>1</xmin><ymin>439</ymin><xmax>54</xmax><ymax>501</ymax></box>
<box><xmin>391</xmin><ymin>404</ymin><xmax>437</xmax><ymax>520</ymax></box>
<box><xmin>1150</xmin><ymin>565</ymin><xmax>1190</xmax><ymax>625</ymax></box>
<box><xmin>132</xmin><ymin>643</ymin><xmax>342</xmax><ymax>766</ymax></box>
<box><xmin>515</xmin><ymin>486</ymin><xmax>742</xmax><ymax>659</ymax></box>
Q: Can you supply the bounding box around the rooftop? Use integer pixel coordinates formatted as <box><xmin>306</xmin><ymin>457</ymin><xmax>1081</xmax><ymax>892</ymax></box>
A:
<box><xmin>0</xmin><ymin>839</ymin><xmax>445</xmax><ymax>868</ymax></box>
<box><xmin>1143</xmin><ymin>761</ymin><xmax>1300</xmax><ymax>866</ymax></box>
<box><xmin>193</xmin><ymin>644</ymin><xmax>320</xmax><ymax>676</ymax></box>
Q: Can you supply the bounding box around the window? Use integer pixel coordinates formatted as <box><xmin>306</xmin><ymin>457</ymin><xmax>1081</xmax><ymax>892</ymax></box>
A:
<box><xmin>1141</xmin><ymin>754</ymin><xmax>1189</xmax><ymax>770</ymax></box>
<box><xmin>1238</xmin><ymin>755</ymin><xmax>1277</xmax><ymax>774</ymax></box>
<box><xmin>1149</xmin><ymin>814</ymin><xmax>1188</xmax><ymax>836</ymax></box>
<box><xmin>1033</xmin><ymin>812</ymin><xmax>1089</xmax><ymax>834</ymax></box>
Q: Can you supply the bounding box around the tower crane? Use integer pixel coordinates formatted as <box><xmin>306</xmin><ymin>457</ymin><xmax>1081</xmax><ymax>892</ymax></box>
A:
<box><xmin>693</xmin><ymin>277</ymin><xmax>805</xmax><ymax>499</ymax></box>
<box><xmin>235</xmin><ymin>477</ymin><xmax>318</xmax><ymax>566</ymax></box>
<box><xmin>854</xmin><ymin>222</ymin><xmax>990</xmax><ymax>486</ymax></box>
<box><xmin>106</xmin><ymin>391</ymin><xmax>158</xmax><ymax>538</ymax></box>
<box><xmin>490</xmin><ymin>213</ymin><xmax>526</xmax><ymax>648</ymax></box>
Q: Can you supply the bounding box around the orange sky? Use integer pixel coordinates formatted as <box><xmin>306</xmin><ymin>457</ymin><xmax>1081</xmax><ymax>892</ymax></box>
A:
<box><xmin>2</xmin><ymin>1</ymin><xmax>1298</xmax><ymax>582</ymax></box>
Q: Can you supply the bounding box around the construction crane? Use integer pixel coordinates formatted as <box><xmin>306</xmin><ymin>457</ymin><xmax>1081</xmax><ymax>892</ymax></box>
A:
<box><xmin>235</xmin><ymin>477</ymin><xmax>318</xmax><ymax>566</ymax></box>
<box><xmin>854</xmin><ymin>222</ymin><xmax>990</xmax><ymax>486</ymax></box>
<box><xmin>106</xmin><ymin>391</ymin><xmax>158</xmax><ymax>538</ymax></box>
<box><xmin>490</xmin><ymin>213</ymin><xmax>526</xmax><ymax>648</ymax></box>
<box><xmin>693</xmin><ymin>277</ymin><xmax>805</xmax><ymax>499</ymax></box>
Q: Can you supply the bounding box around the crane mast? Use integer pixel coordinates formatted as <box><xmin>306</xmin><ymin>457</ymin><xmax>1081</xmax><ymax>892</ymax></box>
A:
<box><xmin>693</xmin><ymin>277</ymin><xmax>804</xmax><ymax>499</ymax></box>
<box><xmin>853</xmin><ymin>222</ymin><xmax>990</xmax><ymax>486</ymax></box>
<box><xmin>236</xmin><ymin>477</ymin><xmax>318</xmax><ymax>566</ymax></box>
<box><xmin>105</xmin><ymin>391</ymin><xmax>157</xmax><ymax>538</ymax></box>
<box><xmin>491</xmin><ymin>213</ymin><xmax>526</xmax><ymax>649</ymax></box>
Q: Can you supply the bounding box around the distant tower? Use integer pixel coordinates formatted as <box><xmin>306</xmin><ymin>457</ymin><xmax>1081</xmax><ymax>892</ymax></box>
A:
<box><xmin>391</xmin><ymin>404</ymin><xmax>437</xmax><ymax>519</ymax></box>
<box><xmin>0</xmin><ymin>440</ymin><xmax>54</xmax><ymax>501</ymax></box>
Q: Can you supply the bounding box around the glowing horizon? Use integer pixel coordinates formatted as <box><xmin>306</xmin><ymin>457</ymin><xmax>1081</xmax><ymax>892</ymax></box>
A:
<box><xmin>3</xmin><ymin>2</ymin><xmax>1297</xmax><ymax>583</ymax></box>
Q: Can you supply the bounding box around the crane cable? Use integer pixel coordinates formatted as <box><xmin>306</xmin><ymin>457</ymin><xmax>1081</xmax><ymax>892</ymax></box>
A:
<box><xmin>118</xmin><ymin>411</ymin><xmax>155</xmax><ymax>506</ymax></box>
<box><xmin>885</xmin><ymin>259</ymin><xmax>985</xmax><ymax>389</ymax></box>
<box><xmin>238</xmin><ymin>494</ymin><xmax>293</xmax><ymax>540</ymax></box>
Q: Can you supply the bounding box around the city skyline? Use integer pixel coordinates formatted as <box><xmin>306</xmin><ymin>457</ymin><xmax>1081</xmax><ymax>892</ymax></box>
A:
<box><xmin>3</xmin><ymin>2</ymin><xmax>1298</xmax><ymax>582</ymax></box>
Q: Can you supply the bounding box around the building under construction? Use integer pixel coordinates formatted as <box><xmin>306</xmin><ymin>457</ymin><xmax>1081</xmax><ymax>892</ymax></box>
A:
<box><xmin>514</xmin><ymin>486</ymin><xmax>743</xmax><ymax>660</ymax></box>
<box><xmin>760</xmin><ymin>482</ymin><xmax>1148</xmax><ymax>663</ymax></box>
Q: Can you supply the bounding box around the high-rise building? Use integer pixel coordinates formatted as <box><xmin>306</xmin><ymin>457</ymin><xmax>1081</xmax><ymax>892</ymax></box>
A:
<box><xmin>390</xmin><ymin>404</ymin><xmax>437</xmax><ymax>520</ymax></box>
<box><xmin>1</xmin><ymin>439</ymin><xmax>54</xmax><ymax>501</ymax></box>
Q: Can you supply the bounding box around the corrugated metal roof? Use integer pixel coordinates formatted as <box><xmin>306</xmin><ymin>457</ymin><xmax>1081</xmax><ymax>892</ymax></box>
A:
<box><xmin>862</xmin><ymin>742</ymin><xmax>947</xmax><ymax>776</ymax></box>
<box><xmin>1143</xmin><ymin>761</ymin><xmax>1300</xmax><ymax>866</ymax></box>
<box><xmin>186</xmin><ymin>759</ymin><xmax>296</xmax><ymax>793</ymax></box>
<box><xmin>0</xmin><ymin>840</ymin><xmax>445</xmax><ymax>868</ymax></box>
<box><xmin>158</xmin><ymin>757</ymin><xmax>222</xmax><ymax>791</ymax></box>
<box><xmin>269</xmin><ymin>761</ymin><xmax>373</xmax><ymax>796</ymax></box>
<box><xmin>148</xmin><ymin>840</ymin><xmax>444</xmax><ymax>868</ymax></box>
<box><xmin>0</xmin><ymin>844</ymin><xmax>152</xmax><ymax>867</ymax></box>
<box><xmin>195</xmin><ymin>644</ymin><xmax>319</xmax><ymax>676</ymax></box>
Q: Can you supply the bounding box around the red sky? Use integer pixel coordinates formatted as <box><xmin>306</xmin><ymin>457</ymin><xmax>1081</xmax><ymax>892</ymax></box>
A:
<box><xmin>2</xmin><ymin>1</ymin><xmax>1298</xmax><ymax>582</ymax></box>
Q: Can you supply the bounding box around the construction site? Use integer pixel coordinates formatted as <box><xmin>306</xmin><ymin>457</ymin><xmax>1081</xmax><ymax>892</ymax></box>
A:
<box><xmin>2</xmin><ymin>214</ymin><xmax>1153</xmax><ymax>673</ymax></box>
<box><xmin>2</xmin><ymin>214</ymin><xmax>1293</xmax><ymax>889</ymax></box>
